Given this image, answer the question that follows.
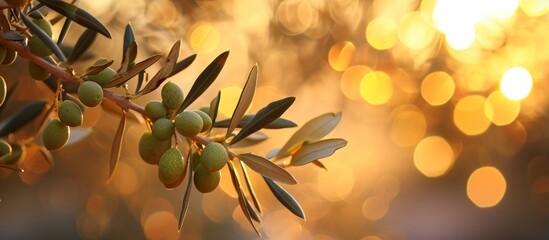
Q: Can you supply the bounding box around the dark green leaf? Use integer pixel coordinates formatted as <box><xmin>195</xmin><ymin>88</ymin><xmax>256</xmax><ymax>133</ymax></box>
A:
<box><xmin>239</xmin><ymin>161</ymin><xmax>262</xmax><ymax>214</ymax></box>
<box><xmin>0</xmin><ymin>163</ymin><xmax>23</xmax><ymax>172</ymax></box>
<box><xmin>226</xmin><ymin>161</ymin><xmax>261</xmax><ymax>237</ymax></box>
<box><xmin>168</xmin><ymin>54</ymin><xmax>197</xmax><ymax>78</ymax></box>
<box><xmin>276</xmin><ymin>112</ymin><xmax>342</xmax><ymax>160</ymax></box>
<box><xmin>119</xmin><ymin>41</ymin><xmax>137</xmax><ymax>74</ymax></box>
<box><xmin>107</xmin><ymin>111</ymin><xmax>126</xmax><ymax>182</ymax></box>
<box><xmin>0</xmin><ymin>101</ymin><xmax>47</xmax><ymax>136</ymax></box>
<box><xmin>214</xmin><ymin>115</ymin><xmax>297</xmax><ymax>129</ymax></box>
<box><xmin>231</xmin><ymin>97</ymin><xmax>295</xmax><ymax>145</ymax></box>
<box><xmin>178</xmin><ymin>146</ymin><xmax>194</xmax><ymax>230</ymax></box>
<box><xmin>135</xmin><ymin>41</ymin><xmax>180</xmax><ymax>96</ymax></box>
<box><xmin>226</xmin><ymin>64</ymin><xmax>258</xmax><ymax>139</ymax></box>
<box><xmin>37</xmin><ymin>0</ymin><xmax>111</xmax><ymax>38</ymax></box>
<box><xmin>263</xmin><ymin>177</ymin><xmax>305</xmax><ymax>219</ymax></box>
<box><xmin>56</xmin><ymin>18</ymin><xmax>72</xmax><ymax>45</ymax></box>
<box><xmin>209</xmin><ymin>91</ymin><xmax>221</xmax><ymax>125</ymax></box>
<box><xmin>177</xmin><ymin>51</ymin><xmax>229</xmax><ymax>113</ymax></box>
<box><xmin>21</xmin><ymin>13</ymin><xmax>66</xmax><ymax>61</ymax></box>
<box><xmin>245</xmin><ymin>194</ymin><xmax>261</xmax><ymax>222</ymax></box>
<box><xmin>312</xmin><ymin>160</ymin><xmax>327</xmax><ymax>170</ymax></box>
<box><xmin>68</xmin><ymin>28</ymin><xmax>97</xmax><ymax>62</ymax></box>
<box><xmin>82</xmin><ymin>58</ymin><xmax>114</xmax><ymax>76</ymax></box>
<box><xmin>135</xmin><ymin>70</ymin><xmax>145</xmax><ymax>94</ymax></box>
<box><xmin>239</xmin><ymin>153</ymin><xmax>297</xmax><ymax>185</ymax></box>
<box><xmin>102</xmin><ymin>54</ymin><xmax>161</xmax><ymax>88</ymax></box>
<box><xmin>122</xmin><ymin>24</ymin><xmax>135</xmax><ymax>61</ymax></box>
<box><xmin>290</xmin><ymin>138</ymin><xmax>347</xmax><ymax>166</ymax></box>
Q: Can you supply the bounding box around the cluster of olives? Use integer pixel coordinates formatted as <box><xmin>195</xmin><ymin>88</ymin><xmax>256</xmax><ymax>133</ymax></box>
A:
<box><xmin>139</xmin><ymin>82</ymin><xmax>225</xmax><ymax>192</ymax></box>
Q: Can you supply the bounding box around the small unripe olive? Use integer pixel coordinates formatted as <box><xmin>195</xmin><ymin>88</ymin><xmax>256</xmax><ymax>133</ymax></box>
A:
<box><xmin>58</xmin><ymin>100</ymin><xmax>83</xmax><ymax>127</ymax></box>
<box><xmin>0</xmin><ymin>46</ymin><xmax>6</xmax><ymax>63</ymax></box>
<box><xmin>175</xmin><ymin>111</ymin><xmax>203</xmax><ymax>137</ymax></box>
<box><xmin>193</xmin><ymin>164</ymin><xmax>221</xmax><ymax>193</ymax></box>
<box><xmin>84</xmin><ymin>67</ymin><xmax>116</xmax><ymax>85</ymax></box>
<box><xmin>5</xmin><ymin>0</ymin><xmax>28</xmax><ymax>7</ymax></box>
<box><xmin>152</xmin><ymin>118</ymin><xmax>174</xmax><ymax>141</ymax></box>
<box><xmin>200</xmin><ymin>142</ymin><xmax>228</xmax><ymax>172</ymax></box>
<box><xmin>0</xmin><ymin>144</ymin><xmax>25</xmax><ymax>165</ymax></box>
<box><xmin>161</xmin><ymin>81</ymin><xmax>184</xmax><ymax>110</ymax></box>
<box><xmin>0</xmin><ymin>139</ymin><xmax>12</xmax><ymax>157</ymax></box>
<box><xmin>43</xmin><ymin>119</ymin><xmax>70</xmax><ymax>150</ymax></box>
<box><xmin>1</xmin><ymin>49</ymin><xmax>17</xmax><ymax>65</ymax></box>
<box><xmin>158</xmin><ymin>148</ymin><xmax>185</xmax><ymax>187</ymax></box>
<box><xmin>0</xmin><ymin>76</ymin><xmax>6</xmax><ymax>107</ymax></box>
<box><xmin>31</xmin><ymin>18</ymin><xmax>53</xmax><ymax>37</ymax></box>
<box><xmin>194</xmin><ymin>110</ymin><xmax>212</xmax><ymax>132</ymax></box>
<box><xmin>199</xmin><ymin>106</ymin><xmax>210</xmax><ymax>115</ymax></box>
<box><xmin>29</xmin><ymin>34</ymin><xmax>53</xmax><ymax>57</ymax></box>
<box><xmin>28</xmin><ymin>61</ymin><xmax>50</xmax><ymax>80</ymax></box>
<box><xmin>145</xmin><ymin>100</ymin><xmax>167</xmax><ymax>121</ymax></box>
<box><xmin>78</xmin><ymin>81</ymin><xmax>103</xmax><ymax>107</ymax></box>
<box><xmin>139</xmin><ymin>132</ymin><xmax>171</xmax><ymax>165</ymax></box>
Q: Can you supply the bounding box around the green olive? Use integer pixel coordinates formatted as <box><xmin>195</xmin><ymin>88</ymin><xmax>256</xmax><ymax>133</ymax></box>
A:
<box><xmin>145</xmin><ymin>100</ymin><xmax>167</xmax><ymax>121</ymax></box>
<box><xmin>138</xmin><ymin>132</ymin><xmax>171</xmax><ymax>165</ymax></box>
<box><xmin>193</xmin><ymin>110</ymin><xmax>212</xmax><ymax>132</ymax></box>
<box><xmin>174</xmin><ymin>111</ymin><xmax>203</xmax><ymax>137</ymax></box>
<box><xmin>199</xmin><ymin>106</ymin><xmax>210</xmax><ymax>115</ymax></box>
<box><xmin>84</xmin><ymin>67</ymin><xmax>116</xmax><ymax>85</ymax></box>
<box><xmin>28</xmin><ymin>61</ymin><xmax>51</xmax><ymax>80</ymax></box>
<box><xmin>158</xmin><ymin>148</ymin><xmax>185</xmax><ymax>188</ymax></box>
<box><xmin>57</xmin><ymin>100</ymin><xmax>83</xmax><ymax>127</ymax></box>
<box><xmin>28</xmin><ymin>34</ymin><xmax>53</xmax><ymax>57</ymax></box>
<box><xmin>0</xmin><ymin>139</ymin><xmax>12</xmax><ymax>157</ymax></box>
<box><xmin>161</xmin><ymin>81</ymin><xmax>184</xmax><ymax>110</ymax></box>
<box><xmin>0</xmin><ymin>76</ymin><xmax>6</xmax><ymax>107</ymax></box>
<box><xmin>200</xmin><ymin>142</ymin><xmax>228</xmax><ymax>172</ymax></box>
<box><xmin>31</xmin><ymin>18</ymin><xmax>52</xmax><ymax>37</ymax></box>
<box><xmin>77</xmin><ymin>81</ymin><xmax>103</xmax><ymax>107</ymax></box>
<box><xmin>193</xmin><ymin>164</ymin><xmax>221</xmax><ymax>193</ymax></box>
<box><xmin>152</xmin><ymin>118</ymin><xmax>174</xmax><ymax>141</ymax></box>
<box><xmin>2</xmin><ymin>49</ymin><xmax>17</xmax><ymax>65</ymax></box>
<box><xmin>191</xmin><ymin>151</ymin><xmax>201</xmax><ymax>171</ymax></box>
<box><xmin>43</xmin><ymin>119</ymin><xmax>70</xmax><ymax>150</ymax></box>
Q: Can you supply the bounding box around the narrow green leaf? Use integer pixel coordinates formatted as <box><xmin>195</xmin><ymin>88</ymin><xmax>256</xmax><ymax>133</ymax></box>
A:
<box><xmin>0</xmin><ymin>163</ymin><xmax>23</xmax><ymax>172</ymax></box>
<box><xmin>122</xmin><ymin>24</ymin><xmax>135</xmax><ymax>61</ymax></box>
<box><xmin>178</xmin><ymin>146</ymin><xmax>194</xmax><ymax>230</ymax></box>
<box><xmin>177</xmin><ymin>51</ymin><xmax>230</xmax><ymax>113</ymax></box>
<box><xmin>227</xmin><ymin>161</ymin><xmax>261</xmax><ymax>237</ymax></box>
<box><xmin>21</xmin><ymin>13</ymin><xmax>66</xmax><ymax>61</ymax></box>
<box><xmin>231</xmin><ymin>97</ymin><xmax>295</xmax><ymax>145</ymax></box>
<box><xmin>135</xmin><ymin>41</ymin><xmax>180</xmax><ymax>96</ymax></box>
<box><xmin>239</xmin><ymin>161</ymin><xmax>262</xmax><ymax>214</ymax></box>
<box><xmin>0</xmin><ymin>101</ymin><xmax>47</xmax><ymax>136</ymax></box>
<box><xmin>266</xmin><ymin>148</ymin><xmax>280</xmax><ymax>160</ymax></box>
<box><xmin>245</xmin><ymin>194</ymin><xmax>261</xmax><ymax>222</ymax></box>
<box><xmin>214</xmin><ymin>115</ymin><xmax>297</xmax><ymax>129</ymax></box>
<box><xmin>102</xmin><ymin>54</ymin><xmax>161</xmax><ymax>88</ymax></box>
<box><xmin>107</xmin><ymin>111</ymin><xmax>127</xmax><ymax>182</ymax></box>
<box><xmin>290</xmin><ymin>138</ymin><xmax>347</xmax><ymax>166</ymax></box>
<box><xmin>276</xmin><ymin>112</ymin><xmax>342</xmax><ymax>160</ymax></box>
<box><xmin>56</xmin><ymin>18</ymin><xmax>72</xmax><ymax>45</ymax></box>
<box><xmin>119</xmin><ymin>41</ymin><xmax>137</xmax><ymax>74</ymax></box>
<box><xmin>263</xmin><ymin>177</ymin><xmax>305</xmax><ymax>219</ymax></box>
<box><xmin>68</xmin><ymin>28</ymin><xmax>97</xmax><ymax>62</ymax></box>
<box><xmin>312</xmin><ymin>160</ymin><xmax>327</xmax><ymax>170</ymax></box>
<box><xmin>239</xmin><ymin>153</ymin><xmax>297</xmax><ymax>185</ymax></box>
<box><xmin>82</xmin><ymin>58</ymin><xmax>114</xmax><ymax>76</ymax></box>
<box><xmin>135</xmin><ymin>70</ymin><xmax>145</xmax><ymax>94</ymax></box>
<box><xmin>168</xmin><ymin>54</ymin><xmax>197</xmax><ymax>78</ymax></box>
<box><xmin>209</xmin><ymin>91</ymin><xmax>221</xmax><ymax>125</ymax></box>
<box><xmin>37</xmin><ymin>0</ymin><xmax>111</xmax><ymax>38</ymax></box>
<box><xmin>226</xmin><ymin>64</ymin><xmax>258</xmax><ymax>139</ymax></box>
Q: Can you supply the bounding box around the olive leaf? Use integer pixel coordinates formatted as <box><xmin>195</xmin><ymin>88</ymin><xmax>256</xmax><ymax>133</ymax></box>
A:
<box><xmin>239</xmin><ymin>161</ymin><xmax>262</xmax><ymax>214</ymax></box>
<box><xmin>68</xmin><ymin>28</ymin><xmax>97</xmax><ymax>62</ymax></box>
<box><xmin>107</xmin><ymin>111</ymin><xmax>126</xmax><ymax>182</ymax></box>
<box><xmin>178</xmin><ymin>146</ymin><xmax>194</xmax><ymax>230</ymax></box>
<box><xmin>20</xmin><ymin>13</ymin><xmax>66</xmax><ymax>61</ymax></box>
<box><xmin>312</xmin><ymin>160</ymin><xmax>327</xmax><ymax>170</ymax></box>
<box><xmin>177</xmin><ymin>51</ymin><xmax>230</xmax><ymax>113</ymax></box>
<box><xmin>214</xmin><ymin>115</ymin><xmax>297</xmax><ymax>129</ymax></box>
<box><xmin>135</xmin><ymin>71</ymin><xmax>145</xmax><ymax>94</ymax></box>
<box><xmin>82</xmin><ymin>59</ymin><xmax>114</xmax><ymax>76</ymax></box>
<box><xmin>263</xmin><ymin>177</ymin><xmax>305</xmax><ymax>219</ymax></box>
<box><xmin>118</xmin><ymin>40</ymin><xmax>137</xmax><ymax>74</ymax></box>
<box><xmin>245</xmin><ymin>193</ymin><xmax>261</xmax><ymax>222</ymax></box>
<box><xmin>209</xmin><ymin>91</ymin><xmax>221</xmax><ymax>125</ymax></box>
<box><xmin>56</xmin><ymin>18</ymin><xmax>72</xmax><ymax>45</ymax></box>
<box><xmin>276</xmin><ymin>112</ymin><xmax>342</xmax><ymax>160</ymax></box>
<box><xmin>226</xmin><ymin>64</ymin><xmax>258</xmax><ymax>139</ymax></box>
<box><xmin>266</xmin><ymin>148</ymin><xmax>280</xmax><ymax>160</ymax></box>
<box><xmin>290</xmin><ymin>138</ymin><xmax>347</xmax><ymax>166</ymax></box>
<box><xmin>122</xmin><ymin>23</ymin><xmax>135</xmax><ymax>63</ymax></box>
<box><xmin>227</xmin><ymin>161</ymin><xmax>261</xmax><ymax>237</ymax></box>
<box><xmin>230</xmin><ymin>97</ymin><xmax>295</xmax><ymax>145</ymax></box>
<box><xmin>0</xmin><ymin>163</ymin><xmax>23</xmax><ymax>172</ymax></box>
<box><xmin>135</xmin><ymin>40</ymin><xmax>180</xmax><ymax>96</ymax></box>
<box><xmin>2</xmin><ymin>30</ymin><xmax>26</xmax><ymax>41</ymax></box>
<box><xmin>238</xmin><ymin>153</ymin><xmax>297</xmax><ymax>185</ymax></box>
<box><xmin>102</xmin><ymin>54</ymin><xmax>161</xmax><ymax>88</ymax></box>
<box><xmin>167</xmin><ymin>54</ymin><xmax>197</xmax><ymax>78</ymax></box>
<box><xmin>37</xmin><ymin>0</ymin><xmax>111</xmax><ymax>38</ymax></box>
<box><xmin>0</xmin><ymin>101</ymin><xmax>47</xmax><ymax>137</ymax></box>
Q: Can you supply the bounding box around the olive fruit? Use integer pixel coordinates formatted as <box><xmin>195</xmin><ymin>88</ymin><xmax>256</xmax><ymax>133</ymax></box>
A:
<box><xmin>31</xmin><ymin>18</ymin><xmax>53</xmax><ymax>37</ymax></box>
<box><xmin>0</xmin><ymin>46</ymin><xmax>6</xmax><ymax>63</ymax></box>
<box><xmin>194</xmin><ymin>110</ymin><xmax>212</xmax><ymax>132</ymax></box>
<box><xmin>193</xmin><ymin>164</ymin><xmax>221</xmax><ymax>193</ymax></box>
<box><xmin>0</xmin><ymin>139</ymin><xmax>12</xmax><ymax>157</ymax></box>
<box><xmin>2</xmin><ymin>49</ymin><xmax>17</xmax><ymax>65</ymax></box>
<box><xmin>43</xmin><ymin>119</ymin><xmax>70</xmax><ymax>150</ymax></box>
<box><xmin>28</xmin><ymin>61</ymin><xmax>50</xmax><ymax>80</ymax></box>
<box><xmin>77</xmin><ymin>81</ymin><xmax>103</xmax><ymax>107</ymax></box>
<box><xmin>58</xmin><ymin>100</ymin><xmax>83</xmax><ymax>127</ymax></box>
<box><xmin>145</xmin><ymin>100</ymin><xmax>167</xmax><ymax>121</ymax></box>
<box><xmin>0</xmin><ymin>144</ymin><xmax>25</xmax><ymax>165</ymax></box>
<box><xmin>175</xmin><ymin>111</ymin><xmax>203</xmax><ymax>137</ymax></box>
<box><xmin>200</xmin><ymin>142</ymin><xmax>228</xmax><ymax>172</ymax></box>
<box><xmin>0</xmin><ymin>76</ymin><xmax>6</xmax><ymax>107</ymax></box>
<box><xmin>152</xmin><ymin>118</ymin><xmax>174</xmax><ymax>141</ymax></box>
<box><xmin>138</xmin><ymin>132</ymin><xmax>171</xmax><ymax>165</ymax></box>
<box><xmin>5</xmin><ymin>0</ymin><xmax>28</xmax><ymax>7</ymax></box>
<box><xmin>161</xmin><ymin>81</ymin><xmax>184</xmax><ymax>110</ymax></box>
<box><xmin>199</xmin><ymin>106</ymin><xmax>210</xmax><ymax>114</ymax></box>
<box><xmin>158</xmin><ymin>148</ymin><xmax>185</xmax><ymax>187</ymax></box>
<box><xmin>29</xmin><ymin>34</ymin><xmax>53</xmax><ymax>57</ymax></box>
<box><xmin>84</xmin><ymin>67</ymin><xmax>116</xmax><ymax>85</ymax></box>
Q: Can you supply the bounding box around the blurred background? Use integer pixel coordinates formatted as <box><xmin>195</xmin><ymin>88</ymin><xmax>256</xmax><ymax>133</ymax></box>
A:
<box><xmin>2</xmin><ymin>0</ymin><xmax>549</xmax><ymax>239</ymax></box>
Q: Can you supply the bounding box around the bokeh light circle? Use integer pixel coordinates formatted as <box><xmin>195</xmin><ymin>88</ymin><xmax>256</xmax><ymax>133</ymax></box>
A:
<box><xmin>413</xmin><ymin>136</ymin><xmax>455</xmax><ymax>178</ymax></box>
<box><xmin>500</xmin><ymin>67</ymin><xmax>533</xmax><ymax>101</ymax></box>
<box><xmin>467</xmin><ymin>167</ymin><xmax>507</xmax><ymax>208</ymax></box>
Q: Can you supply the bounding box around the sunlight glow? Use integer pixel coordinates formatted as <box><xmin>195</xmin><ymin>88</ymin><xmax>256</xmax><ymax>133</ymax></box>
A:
<box><xmin>500</xmin><ymin>67</ymin><xmax>533</xmax><ymax>100</ymax></box>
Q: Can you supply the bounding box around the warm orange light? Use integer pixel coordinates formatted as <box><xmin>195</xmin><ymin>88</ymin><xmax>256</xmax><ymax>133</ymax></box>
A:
<box><xmin>340</xmin><ymin>65</ymin><xmax>372</xmax><ymax>100</ymax></box>
<box><xmin>453</xmin><ymin>95</ymin><xmax>491</xmax><ymax>135</ymax></box>
<box><xmin>467</xmin><ymin>167</ymin><xmax>507</xmax><ymax>208</ymax></box>
<box><xmin>484</xmin><ymin>90</ymin><xmax>521</xmax><ymax>126</ymax></box>
<box><xmin>421</xmin><ymin>71</ymin><xmax>455</xmax><ymax>106</ymax></box>
<box><xmin>188</xmin><ymin>22</ymin><xmax>220</xmax><ymax>53</ymax></box>
<box><xmin>414</xmin><ymin>136</ymin><xmax>455</xmax><ymax>177</ymax></box>
<box><xmin>500</xmin><ymin>67</ymin><xmax>533</xmax><ymax>100</ymax></box>
<box><xmin>399</xmin><ymin>12</ymin><xmax>437</xmax><ymax>50</ymax></box>
<box><xmin>366</xmin><ymin>17</ymin><xmax>398</xmax><ymax>50</ymax></box>
<box><xmin>329</xmin><ymin>41</ymin><xmax>356</xmax><ymax>71</ymax></box>
<box><xmin>390</xmin><ymin>105</ymin><xmax>426</xmax><ymax>147</ymax></box>
<box><xmin>360</xmin><ymin>71</ymin><xmax>393</xmax><ymax>105</ymax></box>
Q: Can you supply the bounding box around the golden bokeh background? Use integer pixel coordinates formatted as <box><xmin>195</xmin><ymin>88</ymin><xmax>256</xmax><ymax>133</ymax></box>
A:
<box><xmin>2</xmin><ymin>0</ymin><xmax>549</xmax><ymax>239</ymax></box>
